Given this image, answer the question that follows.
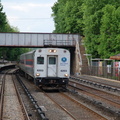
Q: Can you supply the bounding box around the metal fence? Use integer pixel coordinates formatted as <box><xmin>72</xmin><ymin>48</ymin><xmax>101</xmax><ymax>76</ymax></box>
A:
<box><xmin>81</xmin><ymin>66</ymin><xmax>120</xmax><ymax>80</ymax></box>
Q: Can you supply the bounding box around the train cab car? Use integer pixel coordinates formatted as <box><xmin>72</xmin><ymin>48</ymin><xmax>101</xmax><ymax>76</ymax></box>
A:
<box><xmin>19</xmin><ymin>48</ymin><xmax>70</xmax><ymax>88</ymax></box>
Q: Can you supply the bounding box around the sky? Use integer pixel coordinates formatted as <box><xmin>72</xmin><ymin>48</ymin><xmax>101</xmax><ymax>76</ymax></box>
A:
<box><xmin>2</xmin><ymin>0</ymin><xmax>57</xmax><ymax>33</ymax></box>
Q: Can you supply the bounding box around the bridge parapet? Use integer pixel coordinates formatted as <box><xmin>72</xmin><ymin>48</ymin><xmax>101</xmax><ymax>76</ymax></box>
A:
<box><xmin>0</xmin><ymin>32</ymin><xmax>80</xmax><ymax>47</ymax></box>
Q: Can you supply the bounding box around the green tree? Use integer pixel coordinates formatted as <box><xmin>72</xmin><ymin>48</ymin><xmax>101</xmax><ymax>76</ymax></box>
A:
<box><xmin>52</xmin><ymin>0</ymin><xmax>120</xmax><ymax>58</ymax></box>
<box><xmin>52</xmin><ymin>0</ymin><xmax>84</xmax><ymax>34</ymax></box>
<box><xmin>83</xmin><ymin>0</ymin><xmax>120</xmax><ymax>58</ymax></box>
<box><xmin>0</xmin><ymin>3</ymin><xmax>19</xmax><ymax>32</ymax></box>
<box><xmin>0</xmin><ymin>3</ymin><xmax>7</xmax><ymax>32</ymax></box>
<box><xmin>4</xmin><ymin>23</ymin><xmax>19</xmax><ymax>32</ymax></box>
<box><xmin>0</xmin><ymin>3</ymin><xmax>21</xmax><ymax>61</ymax></box>
<box><xmin>52</xmin><ymin>0</ymin><xmax>67</xmax><ymax>33</ymax></box>
<box><xmin>0</xmin><ymin>48</ymin><xmax>30</xmax><ymax>61</ymax></box>
<box><xmin>98</xmin><ymin>5</ymin><xmax>120</xmax><ymax>58</ymax></box>
<box><xmin>83</xmin><ymin>0</ymin><xmax>106</xmax><ymax>58</ymax></box>
<box><xmin>64</xmin><ymin>0</ymin><xmax>84</xmax><ymax>34</ymax></box>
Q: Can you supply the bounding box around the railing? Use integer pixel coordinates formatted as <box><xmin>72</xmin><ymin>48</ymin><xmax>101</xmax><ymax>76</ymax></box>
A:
<box><xmin>81</xmin><ymin>66</ymin><xmax>120</xmax><ymax>80</ymax></box>
<box><xmin>43</xmin><ymin>40</ymin><xmax>76</xmax><ymax>46</ymax></box>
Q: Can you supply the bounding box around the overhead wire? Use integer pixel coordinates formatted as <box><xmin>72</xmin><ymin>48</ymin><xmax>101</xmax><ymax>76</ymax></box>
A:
<box><xmin>8</xmin><ymin>17</ymin><xmax>53</xmax><ymax>21</ymax></box>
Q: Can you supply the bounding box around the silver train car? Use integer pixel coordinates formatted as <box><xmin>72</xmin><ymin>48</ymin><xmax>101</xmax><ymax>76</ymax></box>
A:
<box><xmin>19</xmin><ymin>48</ymin><xmax>70</xmax><ymax>88</ymax></box>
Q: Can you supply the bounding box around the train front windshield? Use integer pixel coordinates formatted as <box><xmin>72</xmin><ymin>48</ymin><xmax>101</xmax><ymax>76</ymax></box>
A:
<box><xmin>37</xmin><ymin>57</ymin><xmax>44</xmax><ymax>64</ymax></box>
<box><xmin>49</xmin><ymin>57</ymin><xmax>56</xmax><ymax>64</ymax></box>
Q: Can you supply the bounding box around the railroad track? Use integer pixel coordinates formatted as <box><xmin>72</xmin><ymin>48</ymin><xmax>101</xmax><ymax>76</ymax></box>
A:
<box><xmin>0</xmin><ymin>70</ymin><xmax>6</xmax><ymax>119</ymax></box>
<box><xmin>43</xmin><ymin>90</ymin><xmax>108</xmax><ymax>120</ymax></box>
<box><xmin>69</xmin><ymin>79</ymin><xmax>120</xmax><ymax>119</ymax></box>
<box><xmin>17</xmin><ymin>74</ymin><xmax>108</xmax><ymax>120</ymax></box>
<box><xmin>70</xmin><ymin>75</ymin><xmax>120</xmax><ymax>92</ymax></box>
<box><xmin>15</xmin><ymin>72</ymin><xmax>120</xmax><ymax>120</ymax></box>
<box><xmin>0</xmin><ymin>69</ymin><xmax>30</xmax><ymax>120</ymax></box>
<box><xmin>17</xmin><ymin>74</ymin><xmax>73</xmax><ymax>120</ymax></box>
<box><xmin>16</xmin><ymin>73</ymin><xmax>49</xmax><ymax>120</ymax></box>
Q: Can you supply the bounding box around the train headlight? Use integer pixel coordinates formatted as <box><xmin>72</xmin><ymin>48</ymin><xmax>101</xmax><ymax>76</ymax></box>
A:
<box><xmin>36</xmin><ymin>73</ymin><xmax>40</xmax><ymax>76</ymax></box>
<box><xmin>49</xmin><ymin>49</ymin><xmax>52</xmax><ymax>52</ymax></box>
<box><xmin>49</xmin><ymin>49</ymin><xmax>57</xmax><ymax>53</ymax></box>
<box><xmin>54</xmin><ymin>49</ymin><xmax>57</xmax><ymax>53</ymax></box>
<box><xmin>64</xmin><ymin>74</ymin><xmax>68</xmax><ymax>77</ymax></box>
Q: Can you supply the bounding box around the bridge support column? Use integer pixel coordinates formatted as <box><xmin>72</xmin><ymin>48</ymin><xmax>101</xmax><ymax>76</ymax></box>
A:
<box><xmin>75</xmin><ymin>41</ymin><xmax>82</xmax><ymax>75</ymax></box>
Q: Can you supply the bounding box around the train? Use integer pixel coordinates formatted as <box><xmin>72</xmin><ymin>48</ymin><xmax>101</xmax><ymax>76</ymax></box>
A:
<box><xmin>19</xmin><ymin>48</ymin><xmax>70</xmax><ymax>88</ymax></box>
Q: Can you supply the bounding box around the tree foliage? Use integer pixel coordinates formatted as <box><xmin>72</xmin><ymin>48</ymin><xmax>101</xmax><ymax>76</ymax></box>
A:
<box><xmin>0</xmin><ymin>3</ymin><xmax>29</xmax><ymax>61</ymax></box>
<box><xmin>0</xmin><ymin>48</ymin><xmax>30</xmax><ymax>61</ymax></box>
<box><xmin>98</xmin><ymin>5</ymin><xmax>120</xmax><ymax>58</ymax></box>
<box><xmin>0</xmin><ymin>3</ymin><xmax>7</xmax><ymax>32</ymax></box>
<box><xmin>52</xmin><ymin>0</ymin><xmax>84</xmax><ymax>34</ymax></box>
<box><xmin>52</xmin><ymin>0</ymin><xmax>120</xmax><ymax>58</ymax></box>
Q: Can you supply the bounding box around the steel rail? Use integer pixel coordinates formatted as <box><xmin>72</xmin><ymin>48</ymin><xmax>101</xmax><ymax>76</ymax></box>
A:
<box><xmin>60</xmin><ymin>92</ymin><xmax>108</xmax><ymax>120</ymax></box>
<box><xmin>69</xmin><ymin>80</ymin><xmax>120</xmax><ymax>118</ymax></box>
<box><xmin>69</xmin><ymin>80</ymin><xmax>120</xmax><ymax>107</ymax></box>
<box><xmin>16</xmin><ymin>74</ymin><xmax>49</xmax><ymax>120</ymax></box>
<box><xmin>43</xmin><ymin>90</ymin><xmax>108</xmax><ymax>120</ymax></box>
<box><xmin>43</xmin><ymin>91</ymin><xmax>76</xmax><ymax>120</ymax></box>
<box><xmin>12</xmin><ymin>72</ymin><xmax>30</xmax><ymax>120</ymax></box>
<box><xmin>0</xmin><ymin>73</ymin><xmax>5</xmax><ymax>120</ymax></box>
<box><xmin>70</xmin><ymin>76</ymin><xmax>120</xmax><ymax>92</ymax></box>
<box><xmin>0</xmin><ymin>70</ymin><xmax>10</xmax><ymax>120</ymax></box>
<box><xmin>0</xmin><ymin>69</ymin><xmax>30</xmax><ymax>120</ymax></box>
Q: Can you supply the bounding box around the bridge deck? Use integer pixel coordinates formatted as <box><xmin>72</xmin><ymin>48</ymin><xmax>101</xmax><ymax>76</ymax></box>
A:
<box><xmin>0</xmin><ymin>32</ymin><xmax>80</xmax><ymax>47</ymax></box>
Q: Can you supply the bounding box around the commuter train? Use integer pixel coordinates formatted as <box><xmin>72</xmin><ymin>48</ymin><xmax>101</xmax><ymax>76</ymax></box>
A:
<box><xmin>19</xmin><ymin>48</ymin><xmax>70</xmax><ymax>88</ymax></box>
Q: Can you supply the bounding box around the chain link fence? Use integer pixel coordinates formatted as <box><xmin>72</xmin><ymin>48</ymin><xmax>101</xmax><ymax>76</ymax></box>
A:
<box><xmin>81</xmin><ymin>66</ymin><xmax>120</xmax><ymax>80</ymax></box>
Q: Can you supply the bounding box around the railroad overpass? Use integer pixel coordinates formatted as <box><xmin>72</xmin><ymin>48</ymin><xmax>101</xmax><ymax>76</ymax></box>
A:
<box><xmin>0</xmin><ymin>32</ymin><xmax>83</xmax><ymax>74</ymax></box>
<box><xmin>0</xmin><ymin>32</ymin><xmax>79</xmax><ymax>47</ymax></box>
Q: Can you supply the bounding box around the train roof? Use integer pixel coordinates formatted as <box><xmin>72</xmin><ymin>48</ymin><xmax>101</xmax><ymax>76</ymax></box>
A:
<box><xmin>20</xmin><ymin>48</ymin><xmax>69</xmax><ymax>56</ymax></box>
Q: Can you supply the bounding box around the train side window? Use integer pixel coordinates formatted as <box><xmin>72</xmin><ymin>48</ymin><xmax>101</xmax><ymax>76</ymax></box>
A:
<box><xmin>20</xmin><ymin>60</ymin><xmax>24</xmax><ymax>64</ymax></box>
<box><xmin>49</xmin><ymin>57</ymin><xmax>56</xmax><ymax>64</ymax></box>
<box><xmin>37</xmin><ymin>57</ymin><xmax>44</xmax><ymax>64</ymax></box>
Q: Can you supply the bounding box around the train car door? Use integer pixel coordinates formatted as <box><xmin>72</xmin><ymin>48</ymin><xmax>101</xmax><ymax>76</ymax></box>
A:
<box><xmin>47</xmin><ymin>56</ymin><xmax>57</xmax><ymax>77</ymax></box>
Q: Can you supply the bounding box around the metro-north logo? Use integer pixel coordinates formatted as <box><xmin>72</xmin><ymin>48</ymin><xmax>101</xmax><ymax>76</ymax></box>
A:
<box><xmin>61</xmin><ymin>57</ymin><xmax>67</xmax><ymax>62</ymax></box>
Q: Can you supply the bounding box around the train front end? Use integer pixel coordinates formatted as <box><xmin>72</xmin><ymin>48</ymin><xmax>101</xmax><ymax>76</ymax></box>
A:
<box><xmin>34</xmin><ymin>48</ymin><xmax>70</xmax><ymax>88</ymax></box>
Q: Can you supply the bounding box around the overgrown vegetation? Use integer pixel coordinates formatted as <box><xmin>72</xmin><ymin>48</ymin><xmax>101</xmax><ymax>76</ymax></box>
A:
<box><xmin>52</xmin><ymin>0</ymin><xmax>120</xmax><ymax>58</ymax></box>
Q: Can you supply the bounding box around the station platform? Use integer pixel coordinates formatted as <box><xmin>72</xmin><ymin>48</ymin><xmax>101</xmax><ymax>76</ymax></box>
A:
<box><xmin>0</xmin><ymin>63</ymin><xmax>16</xmax><ymax>70</ymax></box>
